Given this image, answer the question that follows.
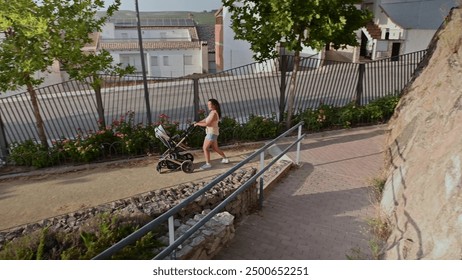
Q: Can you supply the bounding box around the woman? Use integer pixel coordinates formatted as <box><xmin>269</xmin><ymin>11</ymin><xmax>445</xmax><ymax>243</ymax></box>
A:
<box><xmin>194</xmin><ymin>98</ymin><xmax>229</xmax><ymax>170</ymax></box>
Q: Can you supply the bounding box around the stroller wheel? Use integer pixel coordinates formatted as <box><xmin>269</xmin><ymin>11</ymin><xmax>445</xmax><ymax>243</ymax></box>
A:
<box><xmin>183</xmin><ymin>153</ymin><xmax>194</xmax><ymax>162</ymax></box>
<box><xmin>156</xmin><ymin>163</ymin><xmax>162</xmax><ymax>173</ymax></box>
<box><xmin>181</xmin><ymin>160</ymin><xmax>194</xmax><ymax>173</ymax></box>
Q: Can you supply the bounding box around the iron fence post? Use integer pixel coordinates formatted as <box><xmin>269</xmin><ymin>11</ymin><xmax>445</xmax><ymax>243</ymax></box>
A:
<box><xmin>355</xmin><ymin>63</ymin><xmax>366</xmax><ymax>106</ymax></box>
<box><xmin>193</xmin><ymin>78</ymin><xmax>200</xmax><ymax>122</ymax></box>
<box><xmin>0</xmin><ymin>113</ymin><xmax>8</xmax><ymax>160</ymax></box>
<box><xmin>279</xmin><ymin>55</ymin><xmax>287</xmax><ymax>124</ymax></box>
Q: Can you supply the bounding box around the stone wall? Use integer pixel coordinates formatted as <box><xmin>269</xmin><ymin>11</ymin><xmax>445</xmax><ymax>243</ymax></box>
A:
<box><xmin>157</xmin><ymin>211</ymin><xmax>235</xmax><ymax>260</ymax></box>
<box><xmin>0</xmin><ymin>167</ymin><xmax>258</xmax><ymax>248</ymax></box>
<box><xmin>381</xmin><ymin>7</ymin><xmax>462</xmax><ymax>259</ymax></box>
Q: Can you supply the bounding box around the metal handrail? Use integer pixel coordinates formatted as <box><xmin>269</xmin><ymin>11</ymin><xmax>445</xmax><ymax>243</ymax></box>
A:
<box><xmin>92</xmin><ymin>121</ymin><xmax>305</xmax><ymax>260</ymax></box>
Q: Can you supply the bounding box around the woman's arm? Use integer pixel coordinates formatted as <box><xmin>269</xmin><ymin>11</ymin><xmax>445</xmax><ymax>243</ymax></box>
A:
<box><xmin>194</xmin><ymin>111</ymin><xmax>217</xmax><ymax>127</ymax></box>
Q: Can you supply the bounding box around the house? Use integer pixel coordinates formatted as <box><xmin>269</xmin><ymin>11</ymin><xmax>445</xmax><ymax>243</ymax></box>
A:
<box><xmin>362</xmin><ymin>0</ymin><xmax>459</xmax><ymax>59</ymax></box>
<box><xmin>99</xmin><ymin>17</ymin><xmax>209</xmax><ymax>77</ymax></box>
<box><xmin>196</xmin><ymin>24</ymin><xmax>217</xmax><ymax>73</ymax></box>
<box><xmin>215</xmin><ymin>7</ymin><xmax>321</xmax><ymax>72</ymax></box>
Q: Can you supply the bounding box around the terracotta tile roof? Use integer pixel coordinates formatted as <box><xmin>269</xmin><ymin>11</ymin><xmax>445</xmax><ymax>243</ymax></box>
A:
<box><xmin>99</xmin><ymin>20</ymin><xmax>204</xmax><ymax>51</ymax></box>
<box><xmin>99</xmin><ymin>26</ymin><xmax>201</xmax><ymax>50</ymax></box>
<box><xmin>100</xmin><ymin>41</ymin><xmax>202</xmax><ymax>51</ymax></box>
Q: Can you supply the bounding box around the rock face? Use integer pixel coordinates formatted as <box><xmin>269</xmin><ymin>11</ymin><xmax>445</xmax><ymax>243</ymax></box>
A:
<box><xmin>382</xmin><ymin>7</ymin><xmax>462</xmax><ymax>259</ymax></box>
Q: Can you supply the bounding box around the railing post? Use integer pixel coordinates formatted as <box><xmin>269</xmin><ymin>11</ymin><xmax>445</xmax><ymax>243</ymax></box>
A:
<box><xmin>259</xmin><ymin>151</ymin><xmax>265</xmax><ymax>209</ymax></box>
<box><xmin>355</xmin><ymin>63</ymin><xmax>365</xmax><ymax>106</ymax></box>
<box><xmin>193</xmin><ymin>78</ymin><xmax>200</xmax><ymax>122</ymax></box>
<box><xmin>279</xmin><ymin>55</ymin><xmax>287</xmax><ymax>123</ymax></box>
<box><xmin>296</xmin><ymin>124</ymin><xmax>302</xmax><ymax>165</ymax></box>
<box><xmin>0</xmin><ymin>113</ymin><xmax>8</xmax><ymax>160</ymax></box>
<box><xmin>168</xmin><ymin>216</ymin><xmax>176</xmax><ymax>260</ymax></box>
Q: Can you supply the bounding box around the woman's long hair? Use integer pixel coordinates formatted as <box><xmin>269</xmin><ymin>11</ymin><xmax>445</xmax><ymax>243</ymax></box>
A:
<box><xmin>209</xmin><ymin>98</ymin><xmax>222</xmax><ymax>119</ymax></box>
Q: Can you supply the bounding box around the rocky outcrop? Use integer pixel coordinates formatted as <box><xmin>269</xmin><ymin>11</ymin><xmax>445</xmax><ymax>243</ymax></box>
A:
<box><xmin>382</xmin><ymin>7</ymin><xmax>462</xmax><ymax>259</ymax></box>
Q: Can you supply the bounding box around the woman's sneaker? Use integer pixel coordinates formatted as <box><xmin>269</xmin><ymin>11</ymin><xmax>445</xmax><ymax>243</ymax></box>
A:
<box><xmin>199</xmin><ymin>163</ymin><xmax>212</xmax><ymax>170</ymax></box>
<box><xmin>221</xmin><ymin>158</ymin><xmax>229</xmax><ymax>164</ymax></box>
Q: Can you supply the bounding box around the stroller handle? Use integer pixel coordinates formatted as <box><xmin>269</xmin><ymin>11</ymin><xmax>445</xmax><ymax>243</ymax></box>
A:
<box><xmin>184</xmin><ymin>123</ymin><xmax>196</xmax><ymax>136</ymax></box>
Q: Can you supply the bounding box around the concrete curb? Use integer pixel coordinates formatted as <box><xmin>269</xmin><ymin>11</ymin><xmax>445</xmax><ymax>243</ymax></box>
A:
<box><xmin>262</xmin><ymin>143</ymin><xmax>297</xmax><ymax>196</ymax></box>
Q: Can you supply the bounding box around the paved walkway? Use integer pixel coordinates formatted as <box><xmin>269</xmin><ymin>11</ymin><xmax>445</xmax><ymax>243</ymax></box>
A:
<box><xmin>215</xmin><ymin>125</ymin><xmax>385</xmax><ymax>260</ymax></box>
<box><xmin>0</xmin><ymin>145</ymin><xmax>262</xmax><ymax>231</ymax></box>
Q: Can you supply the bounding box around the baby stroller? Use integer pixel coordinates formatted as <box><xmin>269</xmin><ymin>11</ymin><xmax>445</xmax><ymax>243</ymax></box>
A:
<box><xmin>154</xmin><ymin>124</ymin><xmax>195</xmax><ymax>173</ymax></box>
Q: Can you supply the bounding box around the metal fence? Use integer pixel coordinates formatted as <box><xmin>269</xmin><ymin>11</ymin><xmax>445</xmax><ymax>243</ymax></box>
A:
<box><xmin>0</xmin><ymin>50</ymin><xmax>427</xmax><ymax>157</ymax></box>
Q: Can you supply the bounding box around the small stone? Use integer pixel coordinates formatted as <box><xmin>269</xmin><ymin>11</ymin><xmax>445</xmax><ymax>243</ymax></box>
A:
<box><xmin>188</xmin><ymin>248</ymin><xmax>205</xmax><ymax>260</ymax></box>
<box><xmin>176</xmin><ymin>224</ymin><xmax>191</xmax><ymax>235</ymax></box>
<box><xmin>205</xmin><ymin>237</ymin><xmax>221</xmax><ymax>253</ymax></box>
<box><xmin>158</xmin><ymin>236</ymin><xmax>169</xmax><ymax>246</ymax></box>
<box><xmin>194</xmin><ymin>214</ymin><xmax>205</xmax><ymax>221</ymax></box>
<box><xmin>186</xmin><ymin>219</ymin><xmax>196</xmax><ymax>227</ymax></box>
<box><xmin>175</xmin><ymin>244</ymin><xmax>193</xmax><ymax>259</ymax></box>
<box><xmin>190</xmin><ymin>235</ymin><xmax>206</xmax><ymax>247</ymax></box>
<box><xmin>216</xmin><ymin>212</ymin><xmax>234</xmax><ymax>226</ymax></box>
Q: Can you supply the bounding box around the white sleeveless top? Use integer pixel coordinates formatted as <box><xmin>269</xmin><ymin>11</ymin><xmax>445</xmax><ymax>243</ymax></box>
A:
<box><xmin>205</xmin><ymin>111</ymin><xmax>219</xmax><ymax>135</ymax></box>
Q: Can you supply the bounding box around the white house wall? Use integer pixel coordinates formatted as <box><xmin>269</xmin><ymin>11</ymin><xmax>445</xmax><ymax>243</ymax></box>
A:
<box><xmin>112</xmin><ymin>49</ymin><xmax>202</xmax><ymax>78</ymax></box>
<box><xmin>222</xmin><ymin>6</ymin><xmax>319</xmax><ymax>72</ymax></box>
<box><xmin>402</xmin><ymin>29</ymin><xmax>434</xmax><ymax>53</ymax></box>
<box><xmin>101</xmin><ymin>22</ymin><xmax>115</xmax><ymax>39</ymax></box>
<box><xmin>374</xmin><ymin>6</ymin><xmax>403</xmax><ymax>40</ymax></box>
<box><xmin>222</xmin><ymin>7</ymin><xmax>254</xmax><ymax>70</ymax></box>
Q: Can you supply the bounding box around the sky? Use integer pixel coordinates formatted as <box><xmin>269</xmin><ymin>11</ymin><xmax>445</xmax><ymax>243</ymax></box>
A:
<box><xmin>103</xmin><ymin>0</ymin><xmax>223</xmax><ymax>12</ymax></box>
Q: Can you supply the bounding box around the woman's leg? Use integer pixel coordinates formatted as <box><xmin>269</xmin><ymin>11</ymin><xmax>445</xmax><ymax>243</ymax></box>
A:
<box><xmin>203</xmin><ymin>139</ymin><xmax>213</xmax><ymax>164</ymax></box>
<box><xmin>211</xmin><ymin>140</ymin><xmax>226</xmax><ymax>158</ymax></box>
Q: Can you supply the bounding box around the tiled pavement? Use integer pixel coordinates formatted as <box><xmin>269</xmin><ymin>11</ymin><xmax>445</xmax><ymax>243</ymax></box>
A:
<box><xmin>214</xmin><ymin>125</ymin><xmax>386</xmax><ymax>260</ymax></box>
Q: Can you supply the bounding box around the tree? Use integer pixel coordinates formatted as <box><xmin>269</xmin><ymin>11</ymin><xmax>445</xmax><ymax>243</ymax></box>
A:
<box><xmin>0</xmin><ymin>0</ymin><xmax>131</xmax><ymax>147</ymax></box>
<box><xmin>45</xmin><ymin>0</ymin><xmax>135</xmax><ymax>128</ymax></box>
<box><xmin>223</xmin><ymin>0</ymin><xmax>371</xmax><ymax>128</ymax></box>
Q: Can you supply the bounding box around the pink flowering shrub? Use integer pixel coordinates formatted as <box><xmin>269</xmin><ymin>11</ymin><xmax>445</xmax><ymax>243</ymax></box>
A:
<box><xmin>51</xmin><ymin>111</ymin><xmax>180</xmax><ymax>163</ymax></box>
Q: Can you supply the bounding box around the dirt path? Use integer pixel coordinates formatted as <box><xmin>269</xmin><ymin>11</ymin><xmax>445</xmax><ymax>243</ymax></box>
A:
<box><xmin>0</xmin><ymin>145</ymin><xmax>262</xmax><ymax>231</ymax></box>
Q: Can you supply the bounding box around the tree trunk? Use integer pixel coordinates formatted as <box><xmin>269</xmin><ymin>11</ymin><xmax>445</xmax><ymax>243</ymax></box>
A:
<box><xmin>27</xmin><ymin>83</ymin><xmax>48</xmax><ymax>148</ymax></box>
<box><xmin>92</xmin><ymin>75</ymin><xmax>106</xmax><ymax>129</ymax></box>
<box><xmin>285</xmin><ymin>50</ymin><xmax>300</xmax><ymax>130</ymax></box>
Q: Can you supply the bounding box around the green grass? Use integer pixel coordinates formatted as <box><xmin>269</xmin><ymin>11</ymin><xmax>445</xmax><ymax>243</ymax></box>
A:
<box><xmin>369</xmin><ymin>177</ymin><xmax>386</xmax><ymax>203</ymax></box>
<box><xmin>0</xmin><ymin>213</ymin><xmax>166</xmax><ymax>260</ymax></box>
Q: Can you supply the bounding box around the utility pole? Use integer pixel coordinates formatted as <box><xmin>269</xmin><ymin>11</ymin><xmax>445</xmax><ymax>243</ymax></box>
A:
<box><xmin>135</xmin><ymin>0</ymin><xmax>152</xmax><ymax>124</ymax></box>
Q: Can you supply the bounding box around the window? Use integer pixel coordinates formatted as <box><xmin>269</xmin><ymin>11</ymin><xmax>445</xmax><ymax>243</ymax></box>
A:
<box><xmin>184</xmin><ymin>55</ymin><xmax>193</xmax><ymax>65</ymax></box>
<box><xmin>151</xmin><ymin>56</ymin><xmax>158</xmax><ymax>66</ymax></box>
<box><xmin>120</xmin><ymin>54</ymin><xmax>130</xmax><ymax>66</ymax></box>
<box><xmin>163</xmin><ymin>56</ymin><xmax>169</xmax><ymax>66</ymax></box>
